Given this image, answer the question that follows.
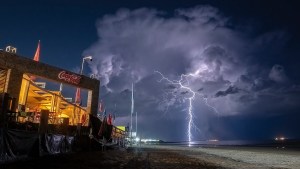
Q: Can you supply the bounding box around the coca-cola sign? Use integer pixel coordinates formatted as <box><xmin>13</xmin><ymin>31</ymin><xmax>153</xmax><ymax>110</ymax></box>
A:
<box><xmin>58</xmin><ymin>71</ymin><xmax>81</xmax><ymax>85</ymax></box>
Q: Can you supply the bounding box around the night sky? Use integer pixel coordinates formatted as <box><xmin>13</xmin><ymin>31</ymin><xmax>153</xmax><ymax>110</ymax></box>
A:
<box><xmin>1</xmin><ymin>0</ymin><xmax>300</xmax><ymax>141</ymax></box>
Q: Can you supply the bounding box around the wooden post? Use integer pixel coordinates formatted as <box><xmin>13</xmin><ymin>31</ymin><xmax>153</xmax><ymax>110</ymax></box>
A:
<box><xmin>0</xmin><ymin>93</ymin><xmax>9</xmax><ymax>128</ymax></box>
<box><xmin>39</xmin><ymin>110</ymin><xmax>49</xmax><ymax>134</ymax></box>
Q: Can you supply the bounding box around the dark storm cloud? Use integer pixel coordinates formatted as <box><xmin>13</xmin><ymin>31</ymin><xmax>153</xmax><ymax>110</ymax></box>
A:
<box><xmin>84</xmin><ymin>6</ymin><xmax>300</xmax><ymax>141</ymax></box>
<box><xmin>181</xmin><ymin>91</ymin><xmax>189</xmax><ymax>95</ymax></box>
<box><xmin>197</xmin><ymin>88</ymin><xmax>204</xmax><ymax>92</ymax></box>
<box><xmin>215</xmin><ymin>85</ymin><xmax>239</xmax><ymax>97</ymax></box>
<box><xmin>165</xmin><ymin>84</ymin><xmax>177</xmax><ymax>90</ymax></box>
<box><xmin>269</xmin><ymin>64</ymin><xmax>289</xmax><ymax>84</ymax></box>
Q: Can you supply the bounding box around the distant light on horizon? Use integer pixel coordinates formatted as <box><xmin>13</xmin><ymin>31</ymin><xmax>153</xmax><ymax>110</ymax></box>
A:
<box><xmin>135</xmin><ymin>137</ymin><xmax>140</xmax><ymax>142</ymax></box>
<box><xmin>274</xmin><ymin>137</ymin><xmax>286</xmax><ymax>141</ymax></box>
<box><xmin>141</xmin><ymin>138</ymin><xmax>160</xmax><ymax>143</ymax></box>
<box><xmin>208</xmin><ymin>139</ymin><xmax>219</xmax><ymax>142</ymax></box>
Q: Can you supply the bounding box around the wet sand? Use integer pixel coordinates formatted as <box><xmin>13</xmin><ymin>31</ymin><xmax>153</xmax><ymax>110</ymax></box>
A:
<box><xmin>1</xmin><ymin>147</ymin><xmax>220</xmax><ymax>169</ymax></box>
<box><xmin>143</xmin><ymin>144</ymin><xmax>300</xmax><ymax>169</ymax></box>
<box><xmin>1</xmin><ymin>145</ymin><xmax>299</xmax><ymax>169</ymax></box>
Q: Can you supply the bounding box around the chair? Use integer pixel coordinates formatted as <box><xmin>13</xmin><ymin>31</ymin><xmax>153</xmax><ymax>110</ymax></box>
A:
<box><xmin>48</xmin><ymin>112</ymin><xmax>57</xmax><ymax>124</ymax></box>
<box><xmin>18</xmin><ymin>111</ymin><xmax>27</xmax><ymax>122</ymax></box>
<box><xmin>7</xmin><ymin>111</ymin><xmax>17</xmax><ymax>122</ymax></box>
<box><xmin>26</xmin><ymin>112</ymin><xmax>35</xmax><ymax>122</ymax></box>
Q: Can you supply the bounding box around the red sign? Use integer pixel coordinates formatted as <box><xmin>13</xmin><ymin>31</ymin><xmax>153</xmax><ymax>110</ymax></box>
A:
<box><xmin>58</xmin><ymin>71</ymin><xmax>81</xmax><ymax>85</ymax></box>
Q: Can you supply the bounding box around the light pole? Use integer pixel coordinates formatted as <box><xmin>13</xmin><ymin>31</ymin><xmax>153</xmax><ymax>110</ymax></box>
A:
<box><xmin>80</xmin><ymin>56</ymin><xmax>93</xmax><ymax>75</ymax></box>
<box><xmin>75</xmin><ymin>56</ymin><xmax>93</xmax><ymax>105</ymax></box>
<box><xmin>130</xmin><ymin>83</ymin><xmax>134</xmax><ymax>146</ymax></box>
<box><xmin>75</xmin><ymin>56</ymin><xmax>93</xmax><ymax>127</ymax></box>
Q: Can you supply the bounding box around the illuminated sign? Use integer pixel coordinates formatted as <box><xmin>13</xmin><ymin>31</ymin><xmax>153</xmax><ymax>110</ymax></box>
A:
<box><xmin>117</xmin><ymin>126</ymin><xmax>126</xmax><ymax>131</ymax></box>
<box><xmin>58</xmin><ymin>71</ymin><xmax>81</xmax><ymax>85</ymax></box>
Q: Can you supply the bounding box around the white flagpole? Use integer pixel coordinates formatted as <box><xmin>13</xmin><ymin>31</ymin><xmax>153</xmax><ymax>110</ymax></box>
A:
<box><xmin>136</xmin><ymin>111</ymin><xmax>137</xmax><ymax>141</ymax></box>
<box><xmin>130</xmin><ymin>83</ymin><xmax>134</xmax><ymax>145</ymax></box>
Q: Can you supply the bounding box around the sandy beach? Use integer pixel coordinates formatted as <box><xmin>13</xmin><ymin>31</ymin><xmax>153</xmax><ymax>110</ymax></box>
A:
<box><xmin>142</xmin><ymin>144</ymin><xmax>300</xmax><ymax>169</ymax></box>
<box><xmin>1</xmin><ymin>145</ymin><xmax>300</xmax><ymax>169</ymax></box>
<box><xmin>1</xmin><ymin>147</ymin><xmax>220</xmax><ymax>169</ymax></box>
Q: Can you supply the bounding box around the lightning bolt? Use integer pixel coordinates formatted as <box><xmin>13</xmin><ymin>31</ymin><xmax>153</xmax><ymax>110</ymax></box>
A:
<box><xmin>155</xmin><ymin>70</ymin><xmax>219</xmax><ymax>145</ymax></box>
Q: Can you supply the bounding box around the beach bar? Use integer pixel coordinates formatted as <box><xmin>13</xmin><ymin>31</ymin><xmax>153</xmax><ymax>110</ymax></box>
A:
<box><xmin>0</xmin><ymin>50</ymin><xmax>99</xmax><ymax>119</ymax></box>
<box><xmin>0</xmin><ymin>50</ymin><xmax>125</xmax><ymax>163</ymax></box>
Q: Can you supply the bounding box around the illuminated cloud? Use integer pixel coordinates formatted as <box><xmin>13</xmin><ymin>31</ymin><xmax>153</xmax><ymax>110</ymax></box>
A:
<box><xmin>84</xmin><ymin>6</ymin><xmax>300</xmax><ymax>140</ymax></box>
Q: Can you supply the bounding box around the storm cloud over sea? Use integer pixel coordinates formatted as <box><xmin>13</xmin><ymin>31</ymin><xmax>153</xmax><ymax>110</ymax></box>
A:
<box><xmin>84</xmin><ymin>6</ymin><xmax>300</xmax><ymax>141</ymax></box>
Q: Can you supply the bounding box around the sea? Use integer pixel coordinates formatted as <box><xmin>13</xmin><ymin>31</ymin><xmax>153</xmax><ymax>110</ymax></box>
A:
<box><xmin>159</xmin><ymin>139</ymin><xmax>300</xmax><ymax>150</ymax></box>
